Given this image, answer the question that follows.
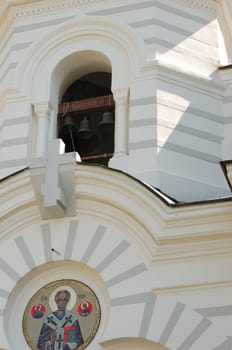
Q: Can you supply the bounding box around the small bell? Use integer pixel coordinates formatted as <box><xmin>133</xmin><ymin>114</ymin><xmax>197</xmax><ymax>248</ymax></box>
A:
<box><xmin>77</xmin><ymin>117</ymin><xmax>92</xmax><ymax>140</ymax></box>
<box><xmin>63</xmin><ymin>114</ymin><xmax>75</xmax><ymax>128</ymax></box>
<box><xmin>98</xmin><ymin>111</ymin><xmax>114</xmax><ymax>128</ymax></box>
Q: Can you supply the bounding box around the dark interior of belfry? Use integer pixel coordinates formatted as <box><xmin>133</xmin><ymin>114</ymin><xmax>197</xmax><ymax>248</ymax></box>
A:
<box><xmin>58</xmin><ymin>72</ymin><xmax>115</xmax><ymax>166</ymax></box>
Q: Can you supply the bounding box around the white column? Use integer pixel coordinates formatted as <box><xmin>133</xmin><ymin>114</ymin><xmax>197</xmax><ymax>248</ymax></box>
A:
<box><xmin>33</xmin><ymin>101</ymin><xmax>53</xmax><ymax>158</ymax></box>
<box><xmin>112</xmin><ymin>87</ymin><xmax>129</xmax><ymax>157</ymax></box>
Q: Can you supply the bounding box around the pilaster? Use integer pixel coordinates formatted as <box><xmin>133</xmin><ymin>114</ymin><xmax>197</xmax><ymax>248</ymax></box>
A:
<box><xmin>33</xmin><ymin>101</ymin><xmax>53</xmax><ymax>158</ymax></box>
<box><xmin>110</xmin><ymin>87</ymin><xmax>129</xmax><ymax>160</ymax></box>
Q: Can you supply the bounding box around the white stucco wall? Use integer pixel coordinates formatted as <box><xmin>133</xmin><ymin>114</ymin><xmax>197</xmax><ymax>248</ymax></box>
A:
<box><xmin>1</xmin><ymin>4</ymin><xmax>232</xmax><ymax>350</ymax></box>
<box><xmin>1</xmin><ymin>0</ymin><xmax>232</xmax><ymax>201</ymax></box>
<box><xmin>1</xmin><ymin>166</ymin><xmax>232</xmax><ymax>350</ymax></box>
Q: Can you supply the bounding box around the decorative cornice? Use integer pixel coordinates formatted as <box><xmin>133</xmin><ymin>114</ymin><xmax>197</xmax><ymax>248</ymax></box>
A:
<box><xmin>12</xmin><ymin>0</ymin><xmax>107</xmax><ymax>18</ymax></box>
<box><xmin>177</xmin><ymin>0</ymin><xmax>218</xmax><ymax>15</ymax></box>
<box><xmin>153</xmin><ymin>279</ymin><xmax>232</xmax><ymax>294</ymax></box>
<box><xmin>0</xmin><ymin>0</ymin><xmax>220</xmax><ymax>19</ymax></box>
<box><xmin>0</xmin><ymin>0</ymin><xmax>225</xmax><ymax>40</ymax></box>
<box><xmin>153</xmin><ymin>237</ymin><xmax>232</xmax><ymax>265</ymax></box>
<box><xmin>142</xmin><ymin>59</ymin><xmax>226</xmax><ymax>100</ymax></box>
<box><xmin>2</xmin><ymin>165</ymin><xmax>232</xmax><ymax>242</ymax></box>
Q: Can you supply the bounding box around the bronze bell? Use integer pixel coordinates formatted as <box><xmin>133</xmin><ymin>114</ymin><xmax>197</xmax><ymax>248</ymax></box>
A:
<box><xmin>98</xmin><ymin>111</ymin><xmax>114</xmax><ymax>128</ymax></box>
<box><xmin>77</xmin><ymin>117</ymin><xmax>92</xmax><ymax>140</ymax></box>
<box><xmin>63</xmin><ymin>114</ymin><xmax>75</xmax><ymax>128</ymax></box>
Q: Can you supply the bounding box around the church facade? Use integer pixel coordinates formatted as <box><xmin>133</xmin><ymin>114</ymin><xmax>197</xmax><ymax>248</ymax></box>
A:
<box><xmin>1</xmin><ymin>0</ymin><xmax>232</xmax><ymax>349</ymax></box>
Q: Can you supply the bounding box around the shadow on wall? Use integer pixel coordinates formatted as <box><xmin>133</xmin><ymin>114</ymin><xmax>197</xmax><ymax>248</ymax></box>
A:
<box><xmin>128</xmin><ymin>2</ymin><xmax>222</xmax><ymax>76</ymax></box>
<box><xmin>155</xmin><ymin>77</ymin><xmax>230</xmax><ymax>201</ymax></box>
<box><xmin>130</xmin><ymin>4</ymin><xmax>230</xmax><ymax>201</ymax></box>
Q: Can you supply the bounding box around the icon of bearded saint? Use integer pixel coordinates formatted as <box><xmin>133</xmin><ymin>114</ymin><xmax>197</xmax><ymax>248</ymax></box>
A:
<box><xmin>37</xmin><ymin>290</ymin><xmax>83</xmax><ymax>350</ymax></box>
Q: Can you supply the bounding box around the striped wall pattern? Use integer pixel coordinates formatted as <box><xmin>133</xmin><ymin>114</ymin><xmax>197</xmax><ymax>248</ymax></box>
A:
<box><xmin>0</xmin><ymin>0</ymin><xmax>221</xmax><ymax>93</ymax></box>
<box><xmin>88</xmin><ymin>0</ymin><xmax>219</xmax><ymax>75</ymax></box>
<box><xmin>0</xmin><ymin>116</ymin><xmax>30</xmax><ymax>176</ymax></box>
<box><xmin>0</xmin><ymin>42</ymin><xmax>32</xmax><ymax>82</ymax></box>
<box><xmin>0</xmin><ymin>15</ymin><xmax>75</xmax><ymax>86</ymax></box>
<box><xmin>0</xmin><ymin>15</ymin><xmax>76</xmax><ymax>177</ymax></box>
<box><xmin>0</xmin><ymin>0</ymin><xmax>223</xmax><ymax>176</ymax></box>
<box><xmin>0</xmin><ymin>219</ymin><xmax>231</xmax><ymax>349</ymax></box>
<box><xmin>129</xmin><ymin>94</ymin><xmax>224</xmax><ymax>164</ymax></box>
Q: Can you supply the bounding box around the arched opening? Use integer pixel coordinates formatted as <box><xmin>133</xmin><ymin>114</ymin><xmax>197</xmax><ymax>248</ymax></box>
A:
<box><xmin>58</xmin><ymin>72</ymin><xmax>115</xmax><ymax>166</ymax></box>
<box><xmin>16</xmin><ymin>17</ymin><xmax>145</xmax><ymax>161</ymax></box>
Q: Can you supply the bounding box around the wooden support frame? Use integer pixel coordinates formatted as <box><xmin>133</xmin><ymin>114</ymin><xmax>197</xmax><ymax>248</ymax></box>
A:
<box><xmin>58</xmin><ymin>95</ymin><xmax>115</xmax><ymax>115</ymax></box>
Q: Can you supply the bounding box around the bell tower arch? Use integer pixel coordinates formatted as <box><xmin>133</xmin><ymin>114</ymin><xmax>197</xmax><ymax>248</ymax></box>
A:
<box><xmin>15</xmin><ymin>17</ymin><xmax>145</xmax><ymax>164</ymax></box>
<box><xmin>57</xmin><ymin>66</ymin><xmax>114</xmax><ymax>165</ymax></box>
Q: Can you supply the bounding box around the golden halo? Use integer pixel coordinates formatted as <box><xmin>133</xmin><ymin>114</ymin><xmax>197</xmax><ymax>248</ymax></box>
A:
<box><xmin>49</xmin><ymin>285</ymin><xmax>77</xmax><ymax>311</ymax></box>
<box><xmin>81</xmin><ymin>301</ymin><xmax>89</xmax><ymax>308</ymax></box>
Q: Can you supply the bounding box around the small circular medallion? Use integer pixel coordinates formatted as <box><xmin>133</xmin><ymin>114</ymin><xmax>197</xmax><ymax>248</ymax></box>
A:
<box><xmin>78</xmin><ymin>301</ymin><xmax>93</xmax><ymax>317</ymax></box>
<box><xmin>23</xmin><ymin>280</ymin><xmax>101</xmax><ymax>350</ymax></box>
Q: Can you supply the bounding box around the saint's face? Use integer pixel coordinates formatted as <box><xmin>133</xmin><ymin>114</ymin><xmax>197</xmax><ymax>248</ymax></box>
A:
<box><xmin>55</xmin><ymin>292</ymin><xmax>69</xmax><ymax>311</ymax></box>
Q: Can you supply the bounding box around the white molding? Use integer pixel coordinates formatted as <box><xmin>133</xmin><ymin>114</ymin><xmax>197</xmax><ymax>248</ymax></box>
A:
<box><xmin>4</xmin><ymin>0</ymin><xmax>107</xmax><ymax>18</ymax></box>
<box><xmin>1</xmin><ymin>166</ymin><xmax>232</xmax><ymax>262</ymax></box>
<box><xmin>14</xmin><ymin>0</ymin><xmax>103</xmax><ymax>18</ymax></box>
<box><xmin>100</xmin><ymin>338</ymin><xmax>168</xmax><ymax>350</ymax></box>
<box><xmin>112</xmin><ymin>87</ymin><xmax>129</xmax><ymax>106</ymax></box>
<box><xmin>1</xmin><ymin>167</ymin><xmax>232</xmax><ymax>329</ymax></box>
<box><xmin>152</xmin><ymin>60</ymin><xmax>225</xmax><ymax>99</ymax></box>
<box><xmin>153</xmin><ymin>279</ymin><xmax>232</xmax><ymax>295</ymax></box>
<box><xmin>153</xmin><ymin>240</ymin><xmax>232</xmax><ymax>267</ymax></box>
<box><xmin>33</xmin><ymin>100</ymin><xmax>53</xmax><ymax>119</ymax></box>
<box><xmin>15</xmin><ymin>16</ymin><xmax>145</xmax><ymax>99</ymax></box>
<box><xmin>178</xmin><ymin>0</ymin><xmax>218</xmax><ymax>15</ymax></box>
<box><xmin>0</xmin><ymin>0</ymin><xmax>219</xmax><ymax>18</ymax></box>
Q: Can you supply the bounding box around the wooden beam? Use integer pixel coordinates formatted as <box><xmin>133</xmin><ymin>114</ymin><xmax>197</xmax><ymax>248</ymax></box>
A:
<box><xmin>58</xmin><ymin>95</ymin><xmax>115</xmax><ymax>115</ymax></box>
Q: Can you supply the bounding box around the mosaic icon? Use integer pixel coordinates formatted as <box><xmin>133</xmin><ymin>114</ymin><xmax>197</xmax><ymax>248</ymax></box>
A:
<box><xmin>23</xmin><ymin>280</ymin><xmax>100</xmax><ymax>350</ymax></box>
